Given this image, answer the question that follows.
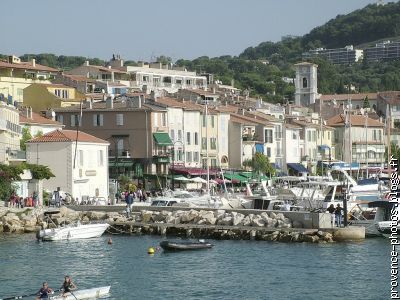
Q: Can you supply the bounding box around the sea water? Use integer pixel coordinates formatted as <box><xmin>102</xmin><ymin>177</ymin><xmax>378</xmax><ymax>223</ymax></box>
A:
<box><xmin>0</xmin><ymin>234</ymin><xmax>390</xmax><ymax>300</ymax></box>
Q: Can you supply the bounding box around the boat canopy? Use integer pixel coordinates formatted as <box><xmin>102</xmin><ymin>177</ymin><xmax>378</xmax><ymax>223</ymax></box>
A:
<box><xmin>368</xmin><ymin>201</ymin><xmax>395</xmax><ymax>209</ymax></box>
<box><xmin>287</xmin><ymin>163</ymin><xmax>309</xmax><ymax>174</ymax></box>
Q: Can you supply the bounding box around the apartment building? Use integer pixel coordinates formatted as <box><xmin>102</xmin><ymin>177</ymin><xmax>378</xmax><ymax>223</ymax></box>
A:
<box><xmin>364</xmin><ymin>41</ymin><xmax>400</xmax><ymax>62</ymax></box>
<box><xmin>302</xmin><ymin>45</ymin><xmax>363</xmax><ymax>65</ymax></box>
<box><xmin>0</xmin><ymin>100</ymin><xmax>22</xmax><ymax>164</ymax></box>
<box><xmin>0</xmin><ymin>55</ymin><xmax>58</xmax><ymax>104</ymax></box>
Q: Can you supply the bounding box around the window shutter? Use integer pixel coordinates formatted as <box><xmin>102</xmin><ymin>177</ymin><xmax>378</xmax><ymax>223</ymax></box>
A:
<box><xmin>93</xmin><ymin>115</ymin><xmax>97</xmax><ymax>126</ymax></box>
<box><xmin>71</xmin><ymin>115</ymin><xmax>75</xmax><ymax>126</ymax></box>
<box><xmin>100</xmin><ymin>114</ymin><xmax>104</xmax><ymax>126</ymax></box>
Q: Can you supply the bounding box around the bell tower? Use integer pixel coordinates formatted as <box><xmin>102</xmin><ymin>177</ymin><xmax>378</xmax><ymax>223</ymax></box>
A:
<box><xmin>294</xmin><ymin>62</ymin><xmax>318</xmax><ymax>107</ymax></box>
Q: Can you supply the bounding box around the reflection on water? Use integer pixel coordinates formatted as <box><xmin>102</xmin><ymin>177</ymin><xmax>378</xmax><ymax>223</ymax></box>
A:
<box><xmin>0</xmin><ymin>234</ymin><xmax>390</xmax><ymax>300</ymax></box>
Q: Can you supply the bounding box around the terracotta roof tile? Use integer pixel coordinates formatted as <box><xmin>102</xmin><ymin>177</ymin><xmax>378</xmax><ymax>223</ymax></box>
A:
<box><xmin>19</xmin><ymin>111</ymin><xmax>63</xmax><ymax>126</ymax></box>
<box><xmin>0</xmin><ymin>60</ymin><xmax>58</xmax><ymax>72</ymax></box>
<box><xmin>327</xmin><ymin>114</ymin><xmax>384</xmax><ymax>127</ymax></box>
<box><xmin>27</xmin><ymin>129</ymin><xmax>108</xmax><ymax>144</ymax></box>
<box><xmin>320</xmin><ymin>93</ymin><xmax>377</xmax><ymax>101</ymax></box>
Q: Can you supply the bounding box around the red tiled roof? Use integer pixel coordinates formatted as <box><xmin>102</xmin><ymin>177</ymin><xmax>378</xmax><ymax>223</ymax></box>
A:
<box><xmin>156</xmin><ymin>97</ymin><xmax>202</xmax><ymax>111</ymax></box>
<box><xmin>327</xmin><ymin>114</ymin><xmax>384</xmax><ymax>127</ymax></box>
<box><xmin>27</xmin><ymin>129</ymin><xmax>108</xmax><ymax>144</ymax></box>
<box><xmin>320</xmin><ymin>93</ymin><xmax>377</xmax><ymax>101</ymax></box>
<box><xmin>62</xmin><ymin>74</ymin><xmax>97</xmax><ymax>83</ymax></box>
<box><xmin>378</xmin><ymin>91</ymin><xmax>400</xmax><ymax>105</ymax></box>
<box><xmin>89</xmin><ymin>65</ymin><xmax>127</xmax><ymax>74</ymax></box>
<box><xmin>19</xmin><ymin>111</ymin><xmax>62</xmax><ymax>126</ymax></box>
<box><xmin>0</xmin><ymin>60</ymin><xmax>58</xmax><ymax>72</ymax></box>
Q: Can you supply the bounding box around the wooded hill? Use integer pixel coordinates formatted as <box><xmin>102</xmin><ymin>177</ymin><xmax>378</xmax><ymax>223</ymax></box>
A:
<box><xmin>2</xmin><ymin>1</ymin><xmax>400</xmax><ymax>103</ymax></box>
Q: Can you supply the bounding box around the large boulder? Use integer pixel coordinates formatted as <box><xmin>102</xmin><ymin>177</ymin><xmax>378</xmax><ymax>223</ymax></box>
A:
<box><xmin>21</xmin><ymin>215</ymin><xmax>38</xmax><ymax>227</ymax></box>
<box><xmin>251</xmin><ymin>215</ymin><xmax>266</xmax><ymax>227</ymax></box>
<box><xmin>2</xmin><ymin>213</ymin><xmax>20</xmax><ymax>224</ymax></box>
<box><xmin>180</xmin><ymin>210</ymin><xmax>199</xmax><ymax>223</ymax></box>
<box><xmin>232</xmin><ymin>212</ymin><xmax>245</xmax><ymax>226</ymax></box>
<box><xmin>85</xmin><ymin>211</ymin><xmax>107</xmax><ymax>221</ymax></box>
<box><xmin>59</xmin><ymin>207</ymin><xmax>80</xmax><ymax>220</ymax></box>
<box><xmin>242</xmin><ymin>215</ymin><xmax>252</xmax><ymax>226</ymax></box>
<box><xmin>141</xmin><ymin>211</ymin><xmax>153</xmax><ymax>223</ymax></box>
<box><xmin>218</xmin><ymin>216</ymin><xmax>233</xmax><ymax>226</ymax></box>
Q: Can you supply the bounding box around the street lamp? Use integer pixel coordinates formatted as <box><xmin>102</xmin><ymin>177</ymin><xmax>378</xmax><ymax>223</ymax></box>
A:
<box><xmin>171</xmin><ymin>140</ymin><xmax>184</xmax><ymax>190</ymax></box>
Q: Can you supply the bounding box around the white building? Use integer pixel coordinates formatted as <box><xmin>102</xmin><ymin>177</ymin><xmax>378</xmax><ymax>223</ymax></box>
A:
<box><xmin>285</xmin><ymin>123</ymin><xmax>302</xmax><ymax>164</ymax></box>
<box><xmin>26</xmin><ymin>129</ymin><xmax>109</xmax><ymax>200</ymax></box>
<box><xmin>107</xmin><ymin>57</ymin><xmax>207</xmax><ymax>94</ymax></box>
<box><xmin>0</xmin><ymin>100</ymin><xmax>22</xmax><ymax>164</ymax></box>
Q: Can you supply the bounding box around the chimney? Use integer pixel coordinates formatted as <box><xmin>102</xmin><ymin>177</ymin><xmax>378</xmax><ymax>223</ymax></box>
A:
<box><xmin>31</xmin><ymin>59</ymin><xmax>36</xmax><ymax>67</ymax></box>
<box><xmin>106</xmin><ymin>97</ymin><xmax>113</xmax><ymax>109</ymax></box>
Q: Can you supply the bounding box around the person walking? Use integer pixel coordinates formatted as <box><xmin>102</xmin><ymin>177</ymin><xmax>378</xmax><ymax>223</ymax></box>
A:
<box><xmin>335</xmin><ymin>204</ymin><xmax>343</xmax><ymax>227</ymax></box>
<box><xmin>125</xmin><ymin>191</ymin><xmax>133</xmax><ymax>217</ymax></box>
<box><xmin>327</xmin><ymin>204</ymin><xmax>335</xmax><ymax>227</ymax></box>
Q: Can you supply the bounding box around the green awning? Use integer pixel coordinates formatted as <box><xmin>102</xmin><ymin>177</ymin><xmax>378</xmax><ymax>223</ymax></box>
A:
<box><xmin>153</xmin><ymin>132</ymin><xmax>173</xmax><ymax>146</ymax></box>
<box><xmin>223</xmin><ymin>173</ymin><xmax>248</xmax><ymax>183</ymax></box>
<box><xmin>239</xmin><ymin>172</ymin><xmax>253</xmax><ymax>178</ymax></box>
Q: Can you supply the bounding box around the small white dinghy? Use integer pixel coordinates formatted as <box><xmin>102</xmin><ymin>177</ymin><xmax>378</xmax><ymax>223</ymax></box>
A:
<box><xmin>46</xmin><ymin>286</ymin><xmax>110</xmax><ymax>300</ymax></box>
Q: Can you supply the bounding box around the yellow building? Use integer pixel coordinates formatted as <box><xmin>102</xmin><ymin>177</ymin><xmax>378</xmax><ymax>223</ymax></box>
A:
<box><xmin>23</xmin><ymin>83</ymin><xmax>85</xmax><ymax>112</ymax></box>
<box><xmin>0</xmin><ymin>55</ymin><xmax>58</xmax><ymax>104</ymax></box>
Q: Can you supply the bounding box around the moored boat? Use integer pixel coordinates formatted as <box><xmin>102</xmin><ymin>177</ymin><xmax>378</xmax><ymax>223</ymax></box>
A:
<box><xmin>46</xmin><ymin>286</ymin><xmax>110</xmax><ymax>300</ymax></box>
<box><xmin>160</xmin><ymin>240</ymin><xmax>213</xmax><ymax>251</ymax></box>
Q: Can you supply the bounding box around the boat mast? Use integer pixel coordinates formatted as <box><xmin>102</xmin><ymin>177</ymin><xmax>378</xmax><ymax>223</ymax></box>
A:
<box><xmin>365</xmin><ymin>111</ymin><xmax>368</xmax><ymax>178</ymax></box>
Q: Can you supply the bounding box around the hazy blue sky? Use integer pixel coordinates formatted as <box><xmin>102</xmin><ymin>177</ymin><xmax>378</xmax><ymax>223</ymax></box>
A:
<box><xmin>1</xmin><ymin>0</ymin><xmax>375</xmax><ymax>61</ymax></box>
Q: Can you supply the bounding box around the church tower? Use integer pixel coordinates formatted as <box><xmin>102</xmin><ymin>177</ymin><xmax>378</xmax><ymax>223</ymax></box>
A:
<box><xmin>294</xmin><ymin>62</ymin><xmax>318</xmax><ymax>107</ymax></box>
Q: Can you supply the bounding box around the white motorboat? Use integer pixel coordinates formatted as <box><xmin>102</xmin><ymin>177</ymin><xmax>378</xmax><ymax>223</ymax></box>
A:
<box><xmin>37</xmin><ymin>210</ymin><xmax>109</xmax><ymax>241</ymax></box>
<box><xmin>47</xmin><ymin>286</ymin><xmax>110</xmax><ymax>300</ymax></box>
<box><xmin>37</xmin><ymin>221</ymin><xmax>109</xmax><ymax>241</ymax></box>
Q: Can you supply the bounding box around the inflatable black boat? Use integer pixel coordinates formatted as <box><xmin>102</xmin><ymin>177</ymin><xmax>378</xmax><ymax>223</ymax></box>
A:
<box><xmin>159</xmin><ymin>240</ymin><xmax>213</xmax><ymax>251</ymax></box>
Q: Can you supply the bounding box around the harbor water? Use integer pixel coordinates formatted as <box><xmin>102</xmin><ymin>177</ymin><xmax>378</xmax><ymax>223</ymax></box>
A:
<box><xmin>0</xmin><ymin>234</ymin><xmax>390</xmax><ymax>300</ymax></box>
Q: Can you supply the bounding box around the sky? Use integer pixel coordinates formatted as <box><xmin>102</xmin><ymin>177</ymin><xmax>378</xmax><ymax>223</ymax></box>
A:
<box><xmin>1</xmin><ymin>0</ymin><xmax>376</xmax><ymax>62</ymax></box>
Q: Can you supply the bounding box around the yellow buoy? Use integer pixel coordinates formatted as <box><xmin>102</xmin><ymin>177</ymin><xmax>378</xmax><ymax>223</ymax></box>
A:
<box><xmin>148</xmin><ymin>247</ymin><xmax>155</xmax><ymax>254</ymax></box>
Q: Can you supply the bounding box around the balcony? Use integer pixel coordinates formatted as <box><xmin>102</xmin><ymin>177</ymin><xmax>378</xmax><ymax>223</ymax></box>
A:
<box><xmin>8</xmin><ymin>150</ymin><xmax>26</xmax><ymax>161</ymax></box>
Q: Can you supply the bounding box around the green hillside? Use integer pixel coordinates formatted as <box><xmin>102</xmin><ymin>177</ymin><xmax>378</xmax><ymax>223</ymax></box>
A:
<box><xmin>2</xmin><ymin>1</ymin><xmax>400</xmax><ymax>103</ymax></box>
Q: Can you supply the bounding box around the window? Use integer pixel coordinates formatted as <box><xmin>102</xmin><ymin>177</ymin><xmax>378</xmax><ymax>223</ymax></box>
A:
<box><xmin>186</xmin><ymin>132</ymin><xmax>191</xmax><ymax>145</ymax></box>
<box><xmin>378</xmin><ymin>130</ymin><xmax>382</xmax><ymax>141</ymax></box>
<box><xmin>292</xmin><ymin>132</ymin><xmax>297</xmax><ymax>139</ymax></box>
<box><xmin>56</xmin><ymin>115</ymin><xmax>64</xmax><ymax>124</ymax></box>
<box><xmin>307</xmin><ymin>131</ymin><xmax>311</xmax><ymax>142</ymax></box>
<box><xmin>161</xmin><ymin>113</ymin><xmax>167</xmax><ymax>126</ymax></box>
<box><xmin>93</xmin><ymin>114</ymin><xmax>103</xmax><ymax>126</ymax></box>
<box><xmin>55</xmin><ymin>89</ymin><xmax>61</xmax><ymax>97</ymax></box>
<box><xmin>302</xmin><ymin>77</ymin><xmax>308</xmax><ymax>88</ymax></box>
<box><xmin>264</xmin><ymin>129</ymin><xmax>273</xmax><ymax>143</ymax></box>
<box><xmin>211</xmin><ymin>159</ymin><xmax>217</xmax><ymax>167</ymax></box>
<box><xmin>194</xmin><ymin>132</ymin><xmax>199</xmax><ymax>145</ymax></box>
<box><xmin>62</xmin><ymin>90</ymin><xmax>69</xmax><ymax>99</ymax></box>
<box><xmin>178</xmin><ymin>130</ymin><xmax>182</xmax><ymax>141</ymax></box>
<box><xmin>116</xmin><ymin>114</ymin><xmax>124</xmax><ymax>126</ymax></box>
<box><xmin>163</xmin><ymin>77</ymin><xmax>172</xmax><ymax>83</ymax></box>
<box><xmin>98</xmin><ymin>150</ymin><xmax>104</xmax><ymax>166</ymax></box>
<box><xmin>153</xmin><ymin>113</ymin><xmax>158</xmax><ymax>127</ymax></box>
<box><xmin>142</xmin><ymin>75</ymin><xmax>149</xmax><ymax>82</ymax></box>
<box><xmin>312</xmin><ymin>131</ymin><xmax>316</xmax><ymax>142</ymax></box>
<box><xmin>117</xmin><ymin>139</ymin><xmax>124</xmax><ymax>155</ymax></box>
<box><xmin>202</xmin><ymin>115</ymin><xmax>206</xmax><ymax>127</ymax></box>
<box><xmin>71</xmin><ymin>114</ymin><xmax>80</xmax><ymax>127</ymax></box>
<box><xmin>170</xmin><ymin>129</ymin><xmax>175</xmax><ymax>141</ymax></box>
<box><xmin>210</xmin><ymin>138</ymin><xmax>217</xmax><ymax>150</ymax></box>
<box><xmin>186</xmin><ymin>79</ymin><xmax>192</xmax><ymax>85</ymax></box>
<box><xmin>175</xmin><ymin>78</ymin><xmax>182</xmax><ymax>84</ymax></box>
<box><xmin>211</xmin><ymin>116</ymin><xmax>215</xmax><ymax>128</ymax></box>
<box><xmin>79</xmin><ymin>150</ymin><xmax>84</xmax><ymax>167</ymax></box>
<box><xmin>267</xmin><ymin>147</ymin><xmax>272</xmax><ymax>157</ymax></box>
<box><xmin>193</xmin><ymin>152</ymin><xmax>199</xmax><ymax>162</ymax></box>
<box><xmin>275</xmin><ymin>125</ymin><xmax>282</xmax><ymax>139</ymax></box>
<box><xmin>202</xmin><ymin>137</ymin><xmax>207</xmax><ymax>150</ymax></box>
<box><xmin>373</xmin><ymin>130</ymin><xmax>377</xmax><ymax>141</ymax></box>
<box><xmin>186</xmin><ymin>151</ymin><xmax>192</xmax><ymax>162</ymax></box>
